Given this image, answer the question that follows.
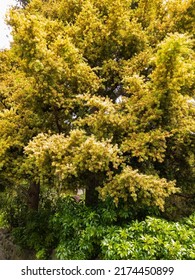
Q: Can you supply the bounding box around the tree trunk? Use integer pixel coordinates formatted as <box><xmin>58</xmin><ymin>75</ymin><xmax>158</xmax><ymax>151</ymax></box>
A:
<box><xmin>85</xmin><ymin>173</ymin><xmax>99</xmax><ymax>208</ymax></box>
<box><xmin>27</xmin><ymin>181</ymin><xmax>40</xmax><ymax>211</ymax></box>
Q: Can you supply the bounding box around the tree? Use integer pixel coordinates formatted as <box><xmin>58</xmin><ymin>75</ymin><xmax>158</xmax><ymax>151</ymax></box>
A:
<box><xmin>0</xmin><ymin>0</ymin><xmax>194</xmax><ymax>215</ymax></box>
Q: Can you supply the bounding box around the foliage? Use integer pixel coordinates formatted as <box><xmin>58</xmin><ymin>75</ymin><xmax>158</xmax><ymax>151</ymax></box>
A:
<box><xmin>0</xmin><ymin>0</ymin><xmax>195</xmax><ymax>260</ymax></box>
<box><xmin>50</xmin><ymin>196</ymin><xmax>136</xmax><ymax>259</ymax></box>
<box><xmin>0</xmin><ymin>0</ymin><xmax>194</xmax><ymax>212</ymax></box>
<box><xmin>0</xmin><ymin>212</ymin><xmax>8</xmax><ymax>228</ymax></box>
<box><xmin>55</xmin><ymin>199</ymin><xmax>195</xmax><ymax>260</ymax></box>
<box><xmin>11</xmin><ymin>197</ymin><xmax>58</xmax><ymax>259</ymax></box>
<box><xmin>101</xmin><ymin>215</ymin><xmax>195</xmax><ymax>260</ymax></box>
<box><xmin>53</xmin><ymin>197</ymin><xmax>105</xmax><ymax>260</ymax></box>
<box><xmin>8</xmin><ymin>195</ymin><xmax>195</xmax><ymax>260</ymax></box>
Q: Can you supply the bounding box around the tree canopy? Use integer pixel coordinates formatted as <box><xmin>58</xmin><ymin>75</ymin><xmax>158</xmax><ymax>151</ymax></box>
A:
<box><xmin>0</xmin><ymin>0</ymin><xmax>194</xmax><ymax>216</ymax></box>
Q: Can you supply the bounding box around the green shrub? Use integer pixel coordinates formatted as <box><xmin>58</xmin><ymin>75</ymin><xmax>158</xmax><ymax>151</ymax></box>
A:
<box><xmin>53</xmin><ymin>198</ymin><xmax>195</xmax><ymax>260</ymax></box>
<box><xmin>11</xmin><ymin>198</ymin><xmax>58</xmax><ymax>259</ymax></box>
<box><xmin>52</xmin><ymin>196</ymin><xmax>132</xmax><ymax>259</ymax></box>
<box><xmin>0</xmin><ymin>211</ymin><xmax>8</xmax><ymax>228</ymax></box>
<box><xmin>7</xmin><ymin>194</ymin><xmax>195</xmax><ymax>260</ymax></box>
<box><xmin>53</xmin><ymin>197</ymin><xmax>111</xmax><ymax>259</ymax></box>
<box><xmin>101</xmin><ymin>215</ymin><xmax>195</xmax><ymax>260</ymax></box>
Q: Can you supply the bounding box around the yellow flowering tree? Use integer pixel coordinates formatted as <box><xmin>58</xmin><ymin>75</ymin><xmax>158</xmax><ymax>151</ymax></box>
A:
<box><xmin>0</xmin><ymin>0</ymin><xmax>194</xmax><ymax>214</ymax></box>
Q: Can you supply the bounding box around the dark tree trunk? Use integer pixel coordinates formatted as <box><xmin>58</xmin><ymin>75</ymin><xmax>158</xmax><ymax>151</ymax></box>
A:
<box><xmin>27</xmin><ymin>181</ymin><xmax>40</xmax><ymax>211</ymax></box>
<box><xmin>85</xmin><ymin>173</ymin><xmax>99</xmax><ymax>208</ymax></box>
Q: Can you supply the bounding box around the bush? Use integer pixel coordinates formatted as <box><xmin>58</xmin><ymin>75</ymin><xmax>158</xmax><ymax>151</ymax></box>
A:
<box><xmin>0</xmin><ymin>211</ymin><xmax>8</xmax><ymax>228</ymax></box>
<box><xmin>11</xmin><ymin>198</ymin><xmax>58</xmax><ymax>259</ymax></box>
<box><xmin>52</xmin><ymin>198</ymin><xmax>195</xmax><ymax>260</ymax></box>
<box><xmin>101</xmin><ymin>215</ymin><xmax>195</xmax><ymax>260</ymax></box>
<box><xmin>6</xmin><ymin>194</ymin><xmax>195</xmax><ymax>260</ymax></box>
<box><xmin>53</xmin><ymin>197</ymin><xmax>116</xmax><ymax>260</ymax></box>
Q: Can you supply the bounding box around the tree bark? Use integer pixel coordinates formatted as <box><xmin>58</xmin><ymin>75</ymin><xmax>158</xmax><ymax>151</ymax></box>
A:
<box><xmin>27</xmin><ymin>181</ymin><xmax>40</xmax><ymax>211</ymax></box>
<box><xmin>85</xmin><ymin>173</ymin><xmax>99</xmax><ymax>208</ymax></box>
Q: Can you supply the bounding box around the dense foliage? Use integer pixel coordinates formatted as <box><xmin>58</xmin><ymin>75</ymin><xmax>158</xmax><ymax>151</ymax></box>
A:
<box><xmin>0</xmin><ymin>0</ymin><xmax>194</xmax><ymax>259</ymax></box>
<box><xmin>54</xmin><ymin>199</ymin><xmax>195</xmax><ymax>260</ymax></box>
<box><xmin>6</xmin><ymin>197</ymin><xmax>195</xmax><ymax>260</ymax></box>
